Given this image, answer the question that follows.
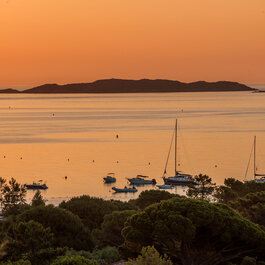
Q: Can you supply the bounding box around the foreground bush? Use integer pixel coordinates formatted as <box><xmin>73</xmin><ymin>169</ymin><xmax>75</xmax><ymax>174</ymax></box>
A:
<box><xmin>93</xmin><ymin>210</ymin><xmax>137</xmax><ymax>247</ymax></box>
<box><xmin>59</xmin><ymin>195</ymin><xmax>136</xmax><ymax>230</ymax></box>
<box><xmin>0</xmin><ymin>260</ymin><xmax>31</xmax><ymax>265</ymax></box>
<box><xmin>63</xmin><ymin>246</ymin><xmax>119</xmax><ymax>265</ymax></box>
<box><xmin>121</xmin><ymin>197</ymin><xmax>265</xmax><ymax>265</ymax></box>
<box><xmin>132</xmin><ymin>190</ymin><xmax>177</xmax><ymax>210</ymax></box>
<box><xmin>3</xmin><ymin>220</ymin><xmax>53</xmax><ymax>261</ymax></box>
<box><xmin>51</xmin><ymin>256</ymin><xmax>98</xmax><ymax>265</ymax></box>
<box><xmin>17</xmin><ymin>205</ymin><xmax>94</xmax><ymax>251</ymax></box>
<box><xmin>126</xmin><ymin>246</ymin><xmax>172</xmax><ymax>265</ymax></box>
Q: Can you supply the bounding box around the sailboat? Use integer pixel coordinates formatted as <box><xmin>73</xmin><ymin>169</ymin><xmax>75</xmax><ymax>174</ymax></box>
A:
<box><xmin>245</xmin><ymin>136</ymin><xmax>265</xmax><ymax>183</ymax></box>
<box><xmin>163</xmin><ymin>119</ymin><xmax>196</xmax><ymax>185</ymax></box>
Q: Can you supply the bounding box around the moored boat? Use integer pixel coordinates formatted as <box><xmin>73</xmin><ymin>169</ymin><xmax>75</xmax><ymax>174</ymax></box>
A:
<box><xmin>245</xmin><ymin>136</ymin><xmax>265</xmax><ymax>183</ymax></box>
<box><xmin>103</xmin><ymin>173</ymin><xmax>116</xmax><ymax>183</ymax></box>
<box><xmin>162</xmin><ymin>119</ymin><xmax>197</xmax><ymax>186</ymax></box>
<box><xmin>25</xmin><ymin>181</ymin><xmax>48</xmax><ymax>190</ymax></box>
<box><xmin>127</xmin><ymin>175</ymin><xmax>156</xmax><ymax>185</ymax></box>
<box><xmin>156</xmin><ymin>184</ymin><xmax>173</xmax><ymax>189</ymax></box>
<box><xmin>112</xmin><ymin>186</ymin><xmax>137</xmax><ymax>193</ymax></box>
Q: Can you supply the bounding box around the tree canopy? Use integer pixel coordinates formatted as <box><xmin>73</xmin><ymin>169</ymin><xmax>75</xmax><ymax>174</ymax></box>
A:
<box><xmin>17</xmin><ymin>205</ymin><xmax>94</xmax><ymax>251</ymax></box>
<box><xmin>59</xmin><ymin>195</ymin><xmax>136</xmax><ymax>230</ymax></box>
<box><xmin>93</xmin><ymin>209</ymin><xmax>137</xmax><ymax>247</ymax></box>
<box><xmin>0</xmin><ymin>177</ymin><xmax>27</xmax><ymax>216</ymax></box>
<box><xmin>126</xmin><ymin>246</ymin><xmax>172</xmax><ymax>265</ymax></box>
<box><xmin>230</xmin><ymin>191</ymin><xmax>265</xmax><ymax>229</ymax></box>
<box><xmin>187</xmin><ymin>174</ymin><xmax>215</xmax><ymax>200</ymax></box>
<box><xmin>131</xmin><ymin>190</ymin><xmax>177</xmax><ymax>210</ymax></box>
<box><xmin>121</xmin><ymin>197</ymin><xmax>265</xmax><ymax>265</ymax></box>
<box><xmin>3</xmin><ymin>220</ymin><xmax>53</xmax><ymax>262</ymax></box>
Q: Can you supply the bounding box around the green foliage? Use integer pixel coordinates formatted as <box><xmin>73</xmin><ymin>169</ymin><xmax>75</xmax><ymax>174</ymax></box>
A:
<box><xmin>51</xmin><ymin>256</ymin><xmax>98</xmax><ymax>265</ymax></box>
<box><xmin>0</xmin><ymin>259</ymin><xmax>31</xmax><ymax>265</ymax></box>
<box><xmin>214</xmin><ymin>185</ymin><xmax>239</xmax><ymax>204</ymax></box>
<box><xmin>230</xmin><ymin>191</ymin><xmax>265</xmax><ymax>228</ymax></box>
<box><xmin>90</xmin><ymin>246</ymin><xmax>119</xmax><ymax>264</ymax></box>
<box><xmin>132</xmin><ymin>190</ymin><xmax>177</xmax><ymax>210</ymax></box>
<box><xmin>93</xmin><ymin>210</ymin><xmax>137</xmax><ymax>247</ymax></box>
<box><xmin>31</xmin><ymin>190</ymin><xmax>46</xmax><ymax>207</ymax></box>
<box><xmin>3</xmin><ymin>220</ymin><xmax>53</xmax><ymax>261</ymax></box>
<box><xmin>240</xmin><ymin>256</ymin><xmax>257</xmax><ymax>265</ymax></box>
<box><xmin>63</xmin><ymin>246</ymin><xmax>119</xmax><ymax>265</ymax></box>
<box><xmin>59</xmin><ymin>195</ymin><xmax>136</xmax><ymax>230</ymax></box>
<box><xmin>17</xmin><ymin>205</ymin><xmax>94</xmax><ymax>251</ymax></box>
<box><xmin>126</xmin><ymin>246</ymin><xmax>172</xmax><ymax>265</ymax></box>
<box><xmin>215</xmin><ymin>178</ymin><xmax>265</xmax><ymax>204</ymax></box>
<box><xmin>0</xmin><ymin>177</ymin><xmax>27</xmax><ymax>216</ymax></box>
<box><xmin>121</xmin><ymin>197</ymin><xmax>265</xmax><ymax>265</ymax></box>
<box><xmin>187</xmin><ymin>174</ymin><xmax>215</xmax><ymax>200</ymax></box>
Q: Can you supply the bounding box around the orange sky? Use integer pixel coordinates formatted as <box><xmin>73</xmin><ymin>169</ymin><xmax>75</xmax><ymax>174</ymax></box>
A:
<box><xmin>0</xmin><ymin>0</ymin><xmax>265</xmax><ymax>88</ymax></box>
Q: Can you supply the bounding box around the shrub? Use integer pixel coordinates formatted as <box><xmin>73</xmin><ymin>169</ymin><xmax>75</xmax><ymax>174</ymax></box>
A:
<box><xmin>17</xmin><ymin>205</ymin><xmax>93</xmax><ymax>251</ymax></box>
<box><xmin>59</xmin><ymin>196</ymin><xmax>136</xmax><ymax>230</ymax></box>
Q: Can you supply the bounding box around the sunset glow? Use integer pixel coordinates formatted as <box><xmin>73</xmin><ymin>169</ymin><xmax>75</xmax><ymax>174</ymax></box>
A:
<box><xmin>1</xmin><ymin>0</ymin><xmax>265</xmax><ymax>88</ymax></box>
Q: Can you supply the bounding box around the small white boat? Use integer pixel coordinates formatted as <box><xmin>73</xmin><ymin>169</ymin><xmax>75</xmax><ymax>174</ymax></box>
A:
<box><xmin>103</xmin><ymin>173</ymin><xmax>116</xmax><ymax>183</ymax></box>
<box><xmin>127</xmin><ymin>175</ymin><xmax>156</xmax><ymax>185</ymax></box>
<box><xmin>156</xmin><ymin>184</ymin><xmax>173</xmax><ymax>189</ymax></box>
<box><xmin>112</xmin><ymin>186</ymin><xmax>138</xmax><ymax>193</ymax></box>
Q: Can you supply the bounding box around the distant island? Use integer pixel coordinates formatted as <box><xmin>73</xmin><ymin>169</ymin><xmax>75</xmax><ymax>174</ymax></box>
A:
<box><xmin>0</xmin><ymin>78</ymin><xmax>255</xmax><ymax>94</ymax></box>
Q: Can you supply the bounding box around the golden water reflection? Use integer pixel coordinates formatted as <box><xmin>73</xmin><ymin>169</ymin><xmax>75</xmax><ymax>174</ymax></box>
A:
<box><xmin>0</xmin><ymin>92</ymin><xmax>264</xmax><ymax>204</ymax></box>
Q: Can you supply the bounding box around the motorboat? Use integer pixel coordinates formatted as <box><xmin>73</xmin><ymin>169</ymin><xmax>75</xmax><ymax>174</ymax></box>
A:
<box><xmin>112</xmin><ymin>186</ymin><xmax>138</xmax><ymax>193</ymax></box>
<box><xmin>127</xmin><ymin>175</ymin><xmax>156</xmax><ymax>185</ymax></box>
<box><xmin>25</xmin><ymin>180</ymin><xmax>48</xmax><ymax>190</ymax></box>
<box><xmin>103</xmin><ymin>173</ymin><xmax>116</xmax><ymax>183</ymax></box>
<box><xmin>244</xmin><ymin>136</ymin><xmax>265</xmax><ymax>183</ymax></box>
<box><xmin>156</xmin><ymin>184</ymin><xmax>173</xmax><ymax>189</ymax></box>
<box><xmin>163</xmin><ymin>172</ymin><xmax>196</xmax><ymax>185</ymax></box>
<box><xmin>162</xmin><ymin>119</ymin><xmax>197</xmax><ymax>186</ymax></box>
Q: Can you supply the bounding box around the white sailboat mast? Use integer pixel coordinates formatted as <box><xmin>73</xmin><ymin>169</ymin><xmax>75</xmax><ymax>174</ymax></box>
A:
<box><xmin>175</xmin><ymin>119</ymin><xmax>177</xmax><ymax>175</ymax></box>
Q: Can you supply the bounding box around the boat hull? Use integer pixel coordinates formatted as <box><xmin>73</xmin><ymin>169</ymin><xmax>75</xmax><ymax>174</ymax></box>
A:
<box><xmin>104</xmin><ymin>177</ymin><xmax>116</xmax><ymax>183</ymax></box>
<box><xmin>112</xmin><ymin>187</ymin><xmax>137</xmax><ymax>193</ymax></box>
<box><xmin>25</xmin><ymin>184</ymin><xmax>48</xmax><ymax>190</ymax></box>
<box><xmin>127</xmin><ymin>178</ymin><xmax>156</xmax><ymax>185</ymax></box>
<box><xmin>156</xmin><ymin>184</ymin><xmax>173</xmax><ymax>189</ymax></box>
<box><xmin>163</xmin><ymin>177</ymin><xmax>196</xmax><ymax>186</ymax></box>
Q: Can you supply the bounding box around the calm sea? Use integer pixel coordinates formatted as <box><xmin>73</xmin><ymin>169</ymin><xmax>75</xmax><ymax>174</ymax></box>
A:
<box><xmin>0</xmin><ymin>91</ymin><xmax>265</xmax><ymax>204</ymax></box>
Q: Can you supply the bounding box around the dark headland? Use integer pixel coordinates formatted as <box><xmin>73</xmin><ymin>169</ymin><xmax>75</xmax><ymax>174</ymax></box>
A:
<box><xmin>0</xmin><ymin>78</ymin><xmax>255</xmax><ymax>93</ymax></box>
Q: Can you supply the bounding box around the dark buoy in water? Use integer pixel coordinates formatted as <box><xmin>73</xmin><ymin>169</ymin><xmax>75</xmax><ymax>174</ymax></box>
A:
<box><xmin>215</xmin><ymin>165</ymin><xmax>217</xmax><ymax>168</ymax></box>
<box><xmin>4</xmin><ymin>156</ymin><xmax>5</xmax><ymax>158</ymax></box>
<box><xmin>52</xmin><ymin>113</ymin><xmax>55</xmax><ymax>116</ymax></box>
<box><xmin>93</xmin><ymin>160</ymin><xmax>95</xmax><ymax>163</ymax></box>
<box><xmin>65</xmin><ymin>176</ymin><xmax>68</xmax><ymax>180</ymax></box>
<box><xmin>117</xmin><ymin>161</ymin><xmax>119</xmax><ymax>163</ymax></box>
<box><xmin>20</xmin><ymin>157</ymin><xmax>22</xmax><ymax>160</ymax></box>
<box><xmin>67</xmin><ymin>158</ymin><xmax>70</xmax><ymax>162</ymax></box>
<box><xmin>116</xmin><ymin>134</ymin><xmax>119</xmax><ymax>139</ymax></box>
<box><xmin>148</xmin><ymin>162</ymin><xmax>151</xmax><ymax>165</ymax></box>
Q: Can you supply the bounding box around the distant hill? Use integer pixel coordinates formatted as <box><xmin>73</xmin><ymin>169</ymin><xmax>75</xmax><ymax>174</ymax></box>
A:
<box><xmin>0</xmin><ymin>88</ymin><xmax>20</xmax><ymax>93</ymax></box>
<box><xmin>0</xmin><ymin>79</ymin><xmax>255</xmax><ymax>94</ymax></box>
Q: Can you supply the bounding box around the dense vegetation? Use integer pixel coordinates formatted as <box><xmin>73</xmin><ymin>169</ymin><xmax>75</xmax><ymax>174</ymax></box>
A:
<box><xmin>1</xmin><ymin>176</ymin><xmax>265</xmax><ymax>265</ymax></box>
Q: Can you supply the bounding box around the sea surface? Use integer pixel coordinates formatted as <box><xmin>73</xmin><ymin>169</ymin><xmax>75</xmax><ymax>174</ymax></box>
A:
<box><xmin>0</xmin><ymin>91</ymin><xmax>265</xmax><ymax>204</ymax></box>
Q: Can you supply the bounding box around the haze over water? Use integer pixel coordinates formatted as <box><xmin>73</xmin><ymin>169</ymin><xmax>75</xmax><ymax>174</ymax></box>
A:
<box><xmin>0</xmin><ymin>91</ymin><xmax>265</xmax><ymax>204</ymax></box>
